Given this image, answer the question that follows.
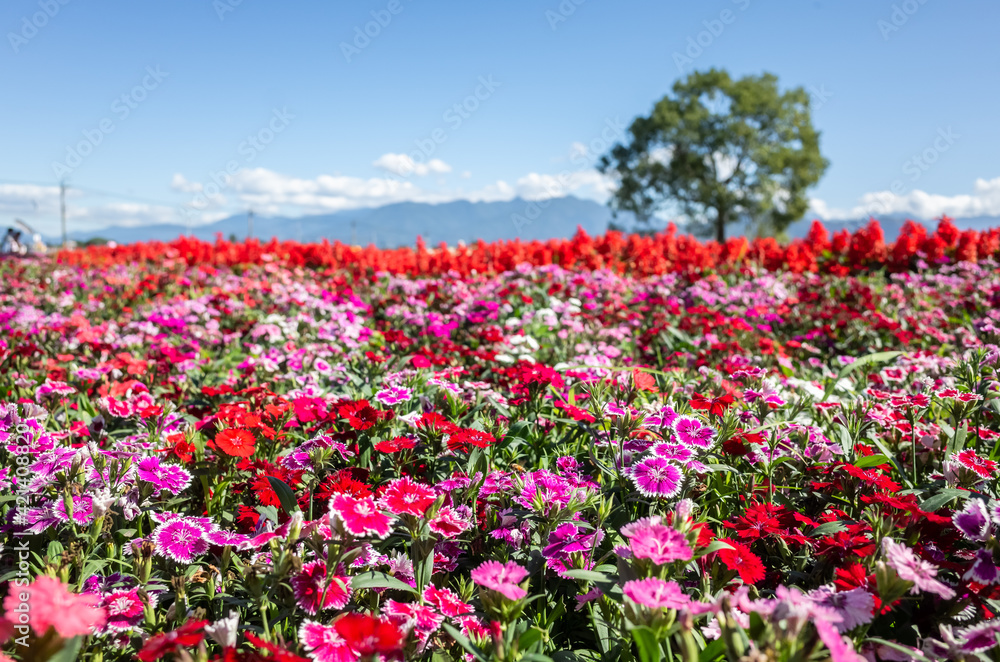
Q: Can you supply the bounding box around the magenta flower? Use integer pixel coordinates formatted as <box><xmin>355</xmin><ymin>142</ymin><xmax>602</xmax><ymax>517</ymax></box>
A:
<box><xmin>137</xmin><ymin>457</ymin><xmax>193</xmax><ymax>496</ymax></box>
<box><xmin>953</xmin><ymin>499</ymin><xmax>991</xmax><ymax>541</ymax></box>
<box><xmin>290</xmin><ymin>561</ymin><xmax>351</xmax><ymax>615</ymax></box>
<box><xmin>652</xmin><ymin>443</ymin><xmax>693</xmax><ymax>462</ymax></box>
<box><xmin>623</xmin><ymin>578</ymin><xmax>690</xmax><ymax>610</ymax></box>
<box><xmin>672</xmin><ymin>416</ymin><xmax>716</xmax><ymax>448</ymax></box>
<box><xmin>375</xmin><ymin>386</ymin><xmax>413</xmax><ymax>406</ymax></box>
<box><xmin>964</xmin><ymin>549</ymin><xmax>1000</xmax><ymax>584</ymax></box>
<box><xmin>882</xmin><ymin>539</ymin><xmax>955</xmax><ymax>599</ymax></box>
<box><xmin>204</xmin><ymin>529</ymin><xmax>250</xmax><ymax>549</ymax></box>
<box><xmin>959</xmin><ymin>619</ymin><xmax>1000</xmax><ymax>653</ymax></box>
<box><xmin>151</xmin><ymin>518</ymin><xmax>210</xmax><ymax>563</ymax></box>
<box><xmin>52</xmin><ymin>494</ymin><xmax>95</xmax><ymax>526</ymax></box>
<box><xmin>329</xmin><ymin>493</ymin><xmax>395</xmax><ymax>539</ymax></box>
<box><xmin>622</xmin><ymin>521</ymin><xmax>692</xmax><ymax>565</ymax></box>
<box><xmin>101</xmin><ymin>589</ymin><xmax>146</xmax><ymax>633</ymax></box>
<box><xmin>471</xmin><ymin>560</ymin><xmax>529</xmax><ymax>600</ymax></box>
<box><xmin>629</xmin><ymin>456</ymin><xmax>682</xmax><ymax>498</ymax></box>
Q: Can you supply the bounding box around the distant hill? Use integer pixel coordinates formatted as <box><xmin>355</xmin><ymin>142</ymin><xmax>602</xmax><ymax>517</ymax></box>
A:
<box><xmin>61</xmin><ymin>197</ymin><xmax>631</xmax><ymax>248</ymax></box>
<box><xmin>56</xmin><ymin>197</ymin><xmax>1000</xmax><ymax>247</ymax></box>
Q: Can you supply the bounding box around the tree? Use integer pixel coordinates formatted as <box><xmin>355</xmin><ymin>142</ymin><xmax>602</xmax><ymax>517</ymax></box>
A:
<box><xmin>598</xmin><ymin>69</ymin><xmax>828</xmax><ymax>242</ymax></box>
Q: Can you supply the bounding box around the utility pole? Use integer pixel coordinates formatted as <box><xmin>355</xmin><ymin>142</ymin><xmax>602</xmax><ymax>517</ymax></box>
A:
<box><xmin>59</xmin><ymin>181</ymin><xmax>67</xmax><ymax>247</ymax></box>
<box><xmin>350</xmin><ymin>219</ymin><xmax>357</xmax><ymax>246</ymax></box>
<box><xmin>247</xmin><ymin>209</ymin><xmax>254</xmax><ymax>240</ymax></box>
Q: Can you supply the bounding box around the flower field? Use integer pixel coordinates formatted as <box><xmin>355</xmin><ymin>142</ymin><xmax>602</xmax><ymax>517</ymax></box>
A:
<box><xmin>1</xmin><ymin>218</ymin><xmax>1000</xmax><ymax>662</ymax></box>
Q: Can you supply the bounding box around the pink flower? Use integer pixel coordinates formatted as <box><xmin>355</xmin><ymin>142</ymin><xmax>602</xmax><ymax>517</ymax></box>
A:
<box><xmin>814</xmin><ymin>618</ymin><xmax>866</xmax><ymax>662</ymax></box>
<box><xmin>423</xmin><ymin>585</ymin><xmax>473</xmax><ymax>618</ymax></box>
<box><xmin>622</xmin><ymin>521</ymin><xmax>692</xmax><ymax>565</ymax></box>
<box><xmin>623</xmin><ymin>578</ymin><xmax>690</xmax><ymax>610</ymax></box>
<box><xmin>383</xmin><ymin>600</ymin><xmax>444</xmax><ymax>643</ymax></box>
<box><xmin>471</xmin><ymin>560</ymin><xmax>529</xmax><ymax>600</ymax></box>
<box><xmin>808</xmin><ymin>585</ymin><xmax>874</xmax><ymax>631</ymax></box>
<box><xmin>3</xmin><ymin>576</ymin><xmax>106</xmax><ymax>638</ymax></box>
<box><xmin>882</xmin><ymin>538</ymin><xmax>955</xmax><ymax>599</ymax></box>
<box><xmin>380</xmin><ymin>477</ymin><xmax>437</xmax><ymax>517</ymax></box>
<box><xmin>329</xmin><ymin>494</ymin><xmax>395</xmax><ymax>539</ymax></box>
<box><xmin>299</xmin><ymin>620</ymin><xmax>356</xmax><ymax>662</ymax></box>
<box><xmin>428</xmin><ymin>506</ymin><xmax>471</xmax><ymax>538</ymax></box>
<box><xmin>291</xmin><ymin>561</ymin><xmax>352</xmax><ymax>615</ymax></box>
<box><xmin>629</xmin><ymin>456</ymin><xmax>682</xmax><ymax>498</ymax></box>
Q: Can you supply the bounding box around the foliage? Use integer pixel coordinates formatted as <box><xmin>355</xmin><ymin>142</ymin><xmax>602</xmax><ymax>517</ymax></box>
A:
<box><xmin>598</xmin><ymin>68</ymin><xmax>829</xmax><ymax>241</ymax></box>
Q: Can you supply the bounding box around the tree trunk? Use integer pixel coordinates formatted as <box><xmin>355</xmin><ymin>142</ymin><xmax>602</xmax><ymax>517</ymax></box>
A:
<box><xmin>715</xmin><ymin>208</ymin><xmax>727</xmax><ymax>243</ymax></box>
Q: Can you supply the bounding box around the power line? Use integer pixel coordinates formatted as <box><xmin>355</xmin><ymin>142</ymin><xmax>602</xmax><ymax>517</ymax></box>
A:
<box><xmin>0</xmin><ymin>178</ymin><xmax>180</xmax><ymax>208</ymax></box>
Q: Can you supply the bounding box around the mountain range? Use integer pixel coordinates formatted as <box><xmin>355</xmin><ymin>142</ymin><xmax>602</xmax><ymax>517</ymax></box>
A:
<box><xmin>54</xmin><ymin>197</ymin><xmax>1000</xmax><ymax>247</ymax></box>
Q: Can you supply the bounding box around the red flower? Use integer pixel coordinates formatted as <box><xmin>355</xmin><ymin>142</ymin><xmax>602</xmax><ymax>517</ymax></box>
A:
<box><xmin>339</xmin><ymin>400</ymin><xmax>391</xmax><ymax>430</ymax></box>
<box><xmin>417</xmin><ymin>412</ymin><xmax>459</xmax><ymax>435</ymax></box>
<box><xmin>690</xmin><ymin>393</ymin><xmax>735</xmax><ymax>417</ymax></box>
<box><xmin>632</xmin><ymin>369</ymin><xmax>658</xmax><ymax>393</ymax></box>
<box><xmin>316</xmin><ymin>470</ymin><xmax>373</xmax><ymax>501</ymax></box>
<box><xmin>446</xmin><ymin>428</ymin><xmax>496</xmax><ymax>453</ymax></box>
<box><xmin>244</xmin><ymin>632</ymin><xmax>309</xmax><ymax>662</ymax></box>
<box><xmin>157</xmin><ymin>432</ymin><xmax>196</xmax><ymax>463</ymax></box>
<box><xmin>716</xmin><ymin>540</ymin><xmax>765</xmax><ymax>585</ymax></box>
<box><xmin>334</xmin><ymin>613</ymin><xmax>404</xmax><ymax>657</ymax></box>
<box><xmin>375</xmin><ymin>436</ymin><xmax>418</xmax><ymax>453</ymax></box>
<box><xmin>215</xmin><ymin>428</ymin><xmax>256</xmax><ymax>458</ymax></box>
<box><xmin>554</xmin><ymin>401</ymin><xmax>596</xmax><ymax>423</ymax></box>
<box><xmin>137</xmin><ymin>619</ymin><xmax>208</xmax><ymax>661</ymax></box>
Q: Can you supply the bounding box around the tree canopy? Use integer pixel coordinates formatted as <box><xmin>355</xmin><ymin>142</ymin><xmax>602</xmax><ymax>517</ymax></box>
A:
<box><xmin>599</xmin><ymin>69</ymin><xmax>828</xmax><ymax>241</ymax></box>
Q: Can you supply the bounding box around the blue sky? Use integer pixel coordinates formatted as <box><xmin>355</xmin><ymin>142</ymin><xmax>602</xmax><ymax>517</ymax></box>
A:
<box><xmin>1</xmin><ymin>0</ymin><xmax>999</xmax><ymax>235</ymax></box>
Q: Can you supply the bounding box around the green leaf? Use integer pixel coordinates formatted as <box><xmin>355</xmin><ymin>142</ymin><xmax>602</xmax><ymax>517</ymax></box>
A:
<box><xmin>631</xmin><ymin>626</ymin><xmax>663</xmax><ymax>662</ymax></box>
<box><xmin>854</xmin><ymin>454</ymin><xmax>890</xmax><ymax>469</ymax></box>
<box><xmin>350</xmin><ymin>571</ymin><xmax>419</xmax><ymax>595</ymax></box>
<box><xmin>824</xmin><ymin>351</ymin><xmax>901</xmax><ymax>399</ymax></box>
<box><xmin>918</xmin><ymin>489</ymin><xmax>969</xmax><ymax>513</ymax></box>
<box><xmin>518</xmin><ymin>627</ymin><xmax>544</xmax><ymax>651</ymax></box>
<box><xmin>863</xmin><ymin>638</ymin><xmax>930</xmax><ymax>661</ymax></box>
<box><xmin>699</xmin><ymin>638</ymin><xmax>727</xmax><ymax>662</ymax></box>
<box><xmin>809</xmin><ymin>521</ymin><xmax>847</xmax><ymax>537</ymax></box>
<box><xmin>256</xmin><ymin>504</ymin><xmax>279</xmax><ymax>524</ymax></box>
<box><xmin>48</xmin><ymin>636</ymin><xmax>84</xmax><ymax>662</ymax></box>
<box><xmin>561</xmin><ymin>569</ymin><xmax>614</xmax><ymax>583</ymax></box>
<box><xmin>266</xmin><ymin>476</ymin><xmax>300</xmax><ymax>516</ymax></box>
<box><xmin>47</xmin><ymin>540</ymin><xmax>65</xmax><ymax>559</ymax></box>
<box><xmin>701</xmin><ymin>540</ymin><xmax>735</xmax><ymax>555</ymax></box>
<box><xmin>704</xmin><ymin>463</ymin><xmax>737</xmax><ymax>473</ymax></box>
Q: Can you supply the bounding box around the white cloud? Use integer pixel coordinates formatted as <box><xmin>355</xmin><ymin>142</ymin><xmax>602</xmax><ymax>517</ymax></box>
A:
<box><xmin>372</xmin><ymin>153</ymin><xmax>452</xmax><ymax>177</ymax></box>
<box><xmin>812</xmin><ymin>176</ymin><xmax>1000</xmax><ymax>221</ymax></box>
<box><xmin>513</xmin><ymin>170</ymin><xmax>615</xmax><ymax>201</ymax></box>
<box><xmin>0</xmin><ymin>183</ymin><xmax>61</xmax><ymax>217</ymax></box>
